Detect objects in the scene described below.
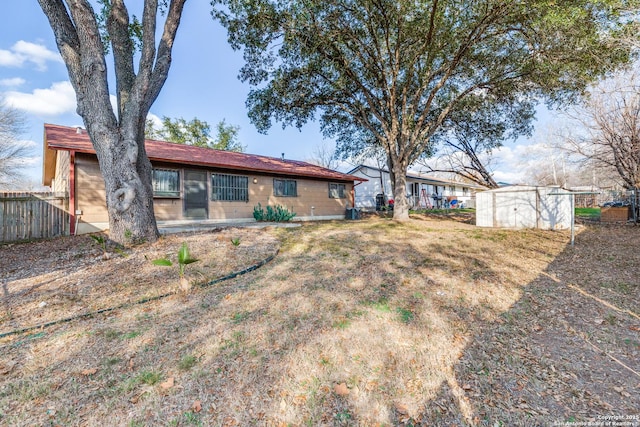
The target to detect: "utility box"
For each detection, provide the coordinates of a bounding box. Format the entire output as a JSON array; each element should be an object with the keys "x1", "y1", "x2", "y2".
[{"x1": 346, "y1": 208, "x2": 361, "y2": 220}]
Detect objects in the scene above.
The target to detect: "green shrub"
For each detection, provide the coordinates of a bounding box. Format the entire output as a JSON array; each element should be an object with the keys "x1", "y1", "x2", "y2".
[{"x1": 253, "y1": 203, "x2": 296, "y2": 222}]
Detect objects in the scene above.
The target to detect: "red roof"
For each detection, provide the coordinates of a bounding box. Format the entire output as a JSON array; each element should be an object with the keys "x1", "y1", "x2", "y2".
[{"x1": 44, "y1": 123, "x2": 365, "y2": 183}]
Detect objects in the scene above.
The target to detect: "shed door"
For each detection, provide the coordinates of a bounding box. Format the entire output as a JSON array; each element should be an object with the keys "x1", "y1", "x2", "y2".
[{"x1": 184, "y1": 170, "x2": 208, "y2": 219}]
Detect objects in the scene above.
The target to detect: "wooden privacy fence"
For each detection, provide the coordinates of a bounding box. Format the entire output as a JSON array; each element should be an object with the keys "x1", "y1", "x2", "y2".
[{"x1": 0, "y1": 192, "x2": 70, "y2": 243}]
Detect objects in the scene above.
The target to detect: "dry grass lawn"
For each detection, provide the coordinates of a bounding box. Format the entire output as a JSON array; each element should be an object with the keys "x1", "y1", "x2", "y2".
[{"x1": 0, "y1": 215, "x2": 638, "y2": 426}]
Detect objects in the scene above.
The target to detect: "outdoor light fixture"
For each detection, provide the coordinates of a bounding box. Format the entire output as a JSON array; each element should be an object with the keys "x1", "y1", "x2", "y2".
[{"x1": 253, "y1": 178, "x2": 258, "y2": 184}]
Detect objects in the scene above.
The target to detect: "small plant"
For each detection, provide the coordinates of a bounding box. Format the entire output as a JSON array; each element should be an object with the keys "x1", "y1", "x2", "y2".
[
  {"x1": 333, "y1": 318, "x2": 351, "y2": 329},
  {"x1": 253, "y1": 203, "x2": 296, "y2": 222},
  {"x1": 231, "y1": 237, "x2": 241, "y2": 246},
  {"x1": 253, "y1": 203, "x2": 266, "y2": 221},
  {"x1": 90, "y1": 234, "x2": 110, "y2": 259},
  {"x1": 178, "y1": 354, "x2": 198, "y2": 371},
  {"x1": 231, "y1": 311, "x2": 250, "y2": 324},
  {"x1": 396, "y1": 307, "x2": 415, "y2": 324},
  {"x1": 137, "y1": 370, "x2": 162, "y2": 386},
  {"x1": 123, "y1": 330, "x2": 141, "y2": 340},
  {"x1": 183, "y1": 411, "x2": 203, "y2": 426},
  {"x1": 153, "y1": 242, "x2": 199, "y2": 292},
  {"x1": 363, "y1": 296, "x2": 391, "y2": 312},
  {"x1": 335, "y1": 410, "x2": 352, "y2": 422}
]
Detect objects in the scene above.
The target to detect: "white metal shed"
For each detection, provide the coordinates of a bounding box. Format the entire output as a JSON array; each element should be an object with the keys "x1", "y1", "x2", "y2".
[{"x1": 476, "y1": 185, "x2": 573, "y2": 229}]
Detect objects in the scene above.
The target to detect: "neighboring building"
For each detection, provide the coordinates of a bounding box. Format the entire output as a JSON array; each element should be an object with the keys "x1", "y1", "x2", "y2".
[
  {"x1": 347, "y1": 165, "x2": 481, "y2": 210},
  {"x1": 476, "y1": 185, "x2": 573, "y2": 229},
  {"x1": 43, "y1": 124, "x2": 365, "y2": 234}
]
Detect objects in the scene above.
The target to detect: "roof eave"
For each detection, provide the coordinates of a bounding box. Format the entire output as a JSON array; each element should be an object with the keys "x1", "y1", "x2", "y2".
[{"x1": 47, "y1": 143, "x2": 366, "y2": 183}]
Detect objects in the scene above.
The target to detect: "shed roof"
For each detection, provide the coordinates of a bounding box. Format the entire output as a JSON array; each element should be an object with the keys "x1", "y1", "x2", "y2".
[
  {"x1": 43, "y1": 124, "x2": 365, "y2": 185},
  {"x1": 478, "y1": 185, "x2": 565, "y2": 193}
]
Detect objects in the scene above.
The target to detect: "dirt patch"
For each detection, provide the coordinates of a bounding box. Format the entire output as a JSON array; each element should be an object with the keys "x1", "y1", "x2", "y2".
[
  {"x1": 0, "y1": 217, "x2": 638, "y2": 426},
  {"x1": 0, "y1": 228, "x2": 279, "y2": 337}
]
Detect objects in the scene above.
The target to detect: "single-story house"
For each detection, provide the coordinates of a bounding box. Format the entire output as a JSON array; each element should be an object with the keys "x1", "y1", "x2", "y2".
[
  {"x1": 347, "y1": 164, "x2": 482, "y2": 210},
  {"x1": 43, "y1": 124, "x2": 366, "y2": 234},
  {"x1": 476, "y1": 185, "x2": 573, "y2": 229}
]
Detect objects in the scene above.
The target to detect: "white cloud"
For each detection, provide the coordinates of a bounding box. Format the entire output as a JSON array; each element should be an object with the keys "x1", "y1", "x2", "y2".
[
  {"x1": 492, "y1": 169, "x2": 525, "y2": 184},
  {"x1": 0, "y1": 77, "x2": 26, "y2": 87},
  {"x1": 0, "y1": 49, "x2": 23, "y2": 68},
  {"x1": 4, "y1": 81, "x2": 77, "y2": 116},
  {"x1": 483, "y1": 145, "x2": 532, "y2": 184},
  {"x1": 0, "y1": 41, "x2": 62, "y2": 71},
  {"x1": 146, "y1": 112, "x2": 163, "y2": 128}
]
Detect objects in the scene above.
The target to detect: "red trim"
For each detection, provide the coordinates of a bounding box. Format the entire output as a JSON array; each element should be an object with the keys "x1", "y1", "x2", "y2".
[{"x1": 69, "y1": 151, "x2": 76, "y2": 235}]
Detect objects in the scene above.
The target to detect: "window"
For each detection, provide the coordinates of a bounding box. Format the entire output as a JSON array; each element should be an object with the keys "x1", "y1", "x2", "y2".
[
  {"x1": 463, "y1": 187, "x2": 469, "y2": 196},
  {"x1": 449, "y1": 185, "x2": 456, "y2": 194},
  {"x1": 329, "y1": 183, "x2": 346, "y2": 199},
  {"x1": 212, "y1": 173, "x2": 249, "y2": 202},
  {"x1": 274, "y1": 179, "x2": 297, "y2": 197},
  {"x1": 152, "y1": 169, "x2": 180, "y2": 198}
]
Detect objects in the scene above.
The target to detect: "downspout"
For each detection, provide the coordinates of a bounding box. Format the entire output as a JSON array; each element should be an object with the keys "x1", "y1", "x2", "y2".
[
  {"x1": 352, "y1": 180, "x2": 364, "y2": 208},
  {"x1": 69, "y1": 150, "x2": 77, "y2": 235}
]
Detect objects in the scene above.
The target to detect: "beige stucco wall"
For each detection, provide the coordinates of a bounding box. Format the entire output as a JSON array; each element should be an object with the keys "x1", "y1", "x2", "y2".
[{"x1": 71, "y1": 155, "x2": 353, "y2": 232}]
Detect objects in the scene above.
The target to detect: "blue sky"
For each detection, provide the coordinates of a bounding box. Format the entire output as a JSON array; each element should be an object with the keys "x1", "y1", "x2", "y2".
[
  {"x1": 1, "y1": 1, "x2": 337, "y2": 186},
  {"x1": 1, "y1": 1, "x2": 548, "y2": 187}
]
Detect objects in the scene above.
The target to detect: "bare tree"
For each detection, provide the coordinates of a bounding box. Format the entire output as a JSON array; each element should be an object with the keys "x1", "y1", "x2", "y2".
[
  {"x1": 563, "y1": 72, "x2": 640, "y2": 218},
  {"x1": 0, "y1": 100, "x2": 30, "y2": 189},
  {"x1": 417, "y1": 134, "x2": 499, "y2": 188},
  {"x1": 306, "y1": 141, "x2": 339, "y2": 170}
]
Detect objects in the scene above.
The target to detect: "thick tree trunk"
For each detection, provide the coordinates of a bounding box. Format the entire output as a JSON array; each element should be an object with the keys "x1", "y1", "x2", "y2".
[
  {"x1": 391, "y1": 170, "x2": 410, "y2": 220},
  {"x1": 87, "y1": 121, "x2": 159, "y2": 244},
  {"x1": 38, "y1": 0, "x2": 187, "y2": 245},
  {"x1": 387, "y1": 154, "x2": 410, "y2": 221}
]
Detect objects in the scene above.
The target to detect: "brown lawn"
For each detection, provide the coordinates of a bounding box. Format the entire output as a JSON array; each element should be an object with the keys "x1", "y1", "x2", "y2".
[{"x1": 0, "y1": 215, "x2": 638, "y2": 426}]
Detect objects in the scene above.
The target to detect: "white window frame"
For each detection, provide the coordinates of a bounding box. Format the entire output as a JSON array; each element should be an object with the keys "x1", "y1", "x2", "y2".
[{"x1": 152, "y1": 168, "x2": 180, "y2": 198}]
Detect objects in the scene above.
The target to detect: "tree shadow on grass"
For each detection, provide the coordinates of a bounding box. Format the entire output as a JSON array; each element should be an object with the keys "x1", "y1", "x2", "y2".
[
  {"x1": 415, "y1": 224, "x2": 640, "y2": 426},
  {"x1": 4, "y1": 220, "x2": 637, "y2": 425}
]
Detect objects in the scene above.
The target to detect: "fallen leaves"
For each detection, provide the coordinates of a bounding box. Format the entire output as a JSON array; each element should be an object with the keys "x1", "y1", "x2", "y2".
[
  {"x1": 394, "y1": 402, "x2": 409, "y2": 414},
  {"x1": 81, "y1": 368, "x2": 98, "y2": 376},
  {"x1": 129, "y1": 390, "x2": 148, "y2": 404},
  {"x1": 333, "y1": 382, "x2": 349, "y2": 396},
  {"x1": 293, "y1": 395, "x2": 307, "y2": 405},
  {"x1": 192, "y1": 400, "x2": 202, "y2": 413},
  {"x1": 0, "y1": 361, "x2": 16, "y2": 375},
  {"x1": 159, "y1": 376, "x2": 174, "y2": 390},
  {"x1": 613, "y1": 386, "x2": 631, "y2": 398}
]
